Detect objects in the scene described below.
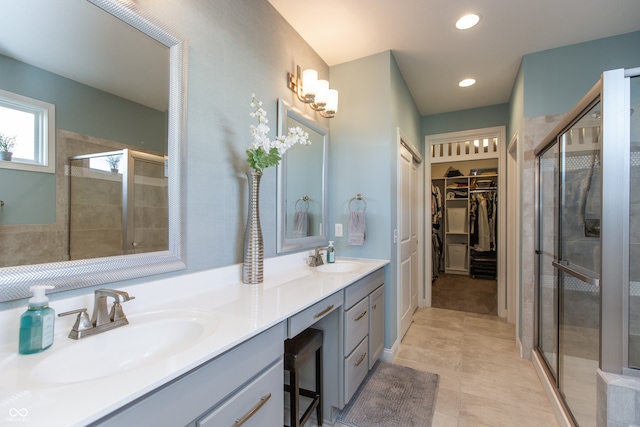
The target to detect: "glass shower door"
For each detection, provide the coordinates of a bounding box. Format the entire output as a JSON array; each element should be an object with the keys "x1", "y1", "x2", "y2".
[
  {"x1": 128, "y1": 152, "x2": 168, "y2": 254},
  {"x1": 629, "y1": 75, "x2": 640, "y2": 369},
  {"x1": 536, "y1": 101, "x2": 602, "y2": 427},
  {"x1": 557, "y1": 104, "x2": 601, "y2": 427},
  {"x1": 538, "y1": 144, "x2": 559, "y2": 378}
]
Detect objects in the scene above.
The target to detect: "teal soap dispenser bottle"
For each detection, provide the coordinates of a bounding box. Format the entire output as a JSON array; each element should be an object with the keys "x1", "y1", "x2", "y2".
[
  {"x1": 19, "y1": 285, "x2": 55, "y2": 355},
  {"x1": 327, "y1": 241, "x2": 336, "y2": 263}
]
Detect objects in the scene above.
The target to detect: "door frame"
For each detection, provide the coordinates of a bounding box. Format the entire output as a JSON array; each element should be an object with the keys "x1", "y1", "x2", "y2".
[
  {"x1": 396, "y1": 128, "x2": 424, "y2": 341},
  {"x1": 507, "y1": 133, "x2": 520, "y2": 327},
  {"x1": 423, "y1": 126, "x2": 509, "y2": 320}
]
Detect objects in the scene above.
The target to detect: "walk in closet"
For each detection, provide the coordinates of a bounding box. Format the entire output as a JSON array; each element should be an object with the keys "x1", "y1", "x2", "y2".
[
  {"x1": 426, "y1": 126, "x2": 507, "y2": 318},
  {"x1": 431, "y1": 161, "x2": 498, "y2": 279}
]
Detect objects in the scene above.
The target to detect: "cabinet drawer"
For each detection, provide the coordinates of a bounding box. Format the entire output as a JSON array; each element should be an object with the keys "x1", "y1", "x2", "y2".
[
  {"x1": 197, "y1": 359, "x2": 283, "y2": 427},
  {"x1": 288, "y1": 291, "x2": 342, "y2": 338},
  {"x1": 344, "y1": 297, "x2": 369, "y2": 356},
  {"x1": 344, "y1": 268, "x2": 384, "y2": 310},
  {"x1": 344, "y1": 336, "x2": 369, "y2": 403}
]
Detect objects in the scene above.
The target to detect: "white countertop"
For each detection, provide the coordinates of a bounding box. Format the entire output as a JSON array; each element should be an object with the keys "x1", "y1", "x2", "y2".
[{"x1": 0, "y1": 254, "x2": 388, "y2": 426}]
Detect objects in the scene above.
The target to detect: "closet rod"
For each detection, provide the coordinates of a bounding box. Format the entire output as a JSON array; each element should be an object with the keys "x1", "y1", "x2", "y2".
[{"x1": 470, "y1": 188, "x2": 497, "y2": 193}]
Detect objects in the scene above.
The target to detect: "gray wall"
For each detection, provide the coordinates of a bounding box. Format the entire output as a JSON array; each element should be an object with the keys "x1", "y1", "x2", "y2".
[
  {"x1": 422, "y1": 103, "x2": 509, "y2": 136},
  {"x1": 522, "y1": 31, "x2": 640, "y2": 118},
  {"x1": 329, "y1": 50, "x2": 421, "y2": 348}
]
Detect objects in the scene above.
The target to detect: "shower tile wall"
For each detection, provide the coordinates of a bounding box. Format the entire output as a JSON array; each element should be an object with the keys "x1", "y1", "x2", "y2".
[
  {"x1": 69, "y1": 162, "x2": 123, "y2": 260},
  {"x1": 132, "y1": 160, "x2": 168, "y2": 254},
  {"x1": 0, "y1": 226, "x2": 65, "y2": 267}
]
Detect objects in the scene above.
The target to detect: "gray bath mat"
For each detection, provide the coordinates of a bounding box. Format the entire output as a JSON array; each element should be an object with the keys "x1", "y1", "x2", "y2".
[{"x1": 337, "y1": 361, "x2": 439, "y2": 426}]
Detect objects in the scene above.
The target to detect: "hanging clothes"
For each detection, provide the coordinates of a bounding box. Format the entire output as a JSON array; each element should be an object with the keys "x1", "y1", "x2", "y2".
[
  {"x1": 431, "y1": 181, "x2": 444, "y2": 276},
  {"x1": 470, "y1": 190, "x2": 497, "y2": 252},
  {"x1": 431, "y1": 183, "x2": 443, "y2": 225},
  {"x1": 477, "y1": 195, "x2": 491, "y2": 251}
]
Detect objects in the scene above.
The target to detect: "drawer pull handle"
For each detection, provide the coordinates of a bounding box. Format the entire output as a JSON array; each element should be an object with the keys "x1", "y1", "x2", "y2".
[
  {"x1": 232, "y1": 393, "x2": 272, "y2": 427},
  {"x1": 355, "y1": 352, "x2": 367, "y2": 367},
  {"x1": 314, "y1": 304, "x2": 335, "y2": 319},
  {"x1": 354, "y1": 310, "x2": 368, "y2": 321}
]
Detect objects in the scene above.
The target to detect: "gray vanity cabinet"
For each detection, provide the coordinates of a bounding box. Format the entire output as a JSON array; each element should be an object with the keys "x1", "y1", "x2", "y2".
[
  {"x1": 342, "y1": 268, "x2": 385, "y2": 403},
  {"x1": 91, "y1": 322, "x2": 285, "y2": 427},
  {"x1": 369, "y1": 283, "x2": 385, "y2": 368}
]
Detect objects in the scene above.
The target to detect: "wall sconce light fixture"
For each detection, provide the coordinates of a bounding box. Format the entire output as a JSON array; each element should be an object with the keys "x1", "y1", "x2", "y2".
[{"x1": 288, "y1": 65, "x2": 338, "y2": 118}]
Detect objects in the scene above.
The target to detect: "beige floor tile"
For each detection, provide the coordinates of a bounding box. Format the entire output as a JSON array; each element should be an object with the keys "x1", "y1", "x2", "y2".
[
  {"x1": 405, "y1": 321, "x2": 465, "y2": 343},
  {"x1": 432, "y1": 410, "x2": 459, "y2": 427},
  {"x1": 396, "y1": 342, "x2": 463, "y2": 372},
  {"x1": 402, "y1": 328, "x2": 464, "y2": 355},
  {"x1": 462, "y1": 357, "x2": 541, "y2": 389},
  {"x1": 461, "y1": 371, "x2": 555, "y2": 412},
  {"x1": 462, "y1": 334, "x2": 526, "y2": 368},
  {"x1": 434, "y1": 386, "x2": 461, "y2": 417},
  {"x1": 393, "y1": 307, "x2": 562, "y2": 427},
  {"x1": 460, "y1": 393, "x2": 559, "y2": 427},
  {"x1": 412, "y1": 309, "x2": 466, "y2": 331},
  {"x1": 462, "y1": 315, "x2": 516, "y2": 340}
]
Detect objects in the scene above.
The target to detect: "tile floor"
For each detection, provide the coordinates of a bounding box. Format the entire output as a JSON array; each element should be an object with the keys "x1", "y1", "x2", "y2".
[
  {"x1": 314, "y1": 306, "x2": 559, "y2": 426},
  {"x1": 393, "y1": 307, "x2": 559, "y2": 427}
]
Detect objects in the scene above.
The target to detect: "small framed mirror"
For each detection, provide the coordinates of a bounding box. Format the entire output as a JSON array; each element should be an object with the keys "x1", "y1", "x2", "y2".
[{"x1": 276, "y1": 99, "x2": 328, "y2": 253}]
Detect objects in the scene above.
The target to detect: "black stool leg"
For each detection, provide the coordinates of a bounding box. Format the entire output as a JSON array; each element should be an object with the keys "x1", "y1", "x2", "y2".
[
  {"x1": 315, "y1": 347, "x2": 323, "y2": 426},
  {"x1": 290, "y1": 370, "x2": 299, "y2": 427}
]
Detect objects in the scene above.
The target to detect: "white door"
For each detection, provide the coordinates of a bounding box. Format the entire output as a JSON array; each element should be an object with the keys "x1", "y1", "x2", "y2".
[{"x1": 399, "y1": 144, "x2": 418, "y2": 338}]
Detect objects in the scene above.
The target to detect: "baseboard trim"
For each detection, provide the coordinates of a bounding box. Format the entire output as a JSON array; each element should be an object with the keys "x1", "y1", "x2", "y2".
[{"x1": 381, "y1": 340, "x2": 399, "y2": 362}]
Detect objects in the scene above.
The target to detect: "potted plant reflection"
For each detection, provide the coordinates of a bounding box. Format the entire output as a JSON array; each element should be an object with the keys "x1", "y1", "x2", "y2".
[
  {"x1": 106, "y1": 154, "x2": 121, "y2": 173},
  {"x1": 0, "y1": 132, "x2": 17, "y2": 161}
]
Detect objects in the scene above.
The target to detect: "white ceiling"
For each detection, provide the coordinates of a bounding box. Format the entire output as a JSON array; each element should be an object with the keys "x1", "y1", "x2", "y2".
[{"x1": 268, "y1": 0, "x2": 640, "y2": 115}]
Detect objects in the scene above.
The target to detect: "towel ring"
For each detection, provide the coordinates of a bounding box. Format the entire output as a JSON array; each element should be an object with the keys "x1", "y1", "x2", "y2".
[
  {"x1": 349, "y1": 194, "x2": 366, "y2": 212},
  {"x1": 295, "y1": 195, "x2": 310, "y2": 212}
]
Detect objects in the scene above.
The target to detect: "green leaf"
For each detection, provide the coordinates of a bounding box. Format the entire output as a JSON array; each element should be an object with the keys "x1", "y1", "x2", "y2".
[{"x1": 246, "y1": 147, "x2": 281, "y2": 173}]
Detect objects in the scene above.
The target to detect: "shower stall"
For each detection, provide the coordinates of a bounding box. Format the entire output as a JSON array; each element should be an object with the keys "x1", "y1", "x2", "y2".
[
  {"x1": 534, "y1": 67, "x2": 640, "y2": 426},
  {"x1": 68, "y1": 149, "x2": 168, "y2": 260}
]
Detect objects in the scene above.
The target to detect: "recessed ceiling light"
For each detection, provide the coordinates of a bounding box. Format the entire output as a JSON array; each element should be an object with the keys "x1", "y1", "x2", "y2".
[
  {"x1": 459, "y1": 78, "x2": 476, "y2": 87},
  {"x1": 456, "y1": 14, "x2": 480, "y2": 30}
]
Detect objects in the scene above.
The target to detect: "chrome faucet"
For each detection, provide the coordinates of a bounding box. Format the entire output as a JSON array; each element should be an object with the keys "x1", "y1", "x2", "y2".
[
  {"x1": 308, "y1": 246, "x2": 329, "y2": 267},
  {"x1": 59, "y1": 289, "x2": 135, "y2": 339},
  {"x1": 92, "y1": 289, "x2": 134, "y2": 326}
]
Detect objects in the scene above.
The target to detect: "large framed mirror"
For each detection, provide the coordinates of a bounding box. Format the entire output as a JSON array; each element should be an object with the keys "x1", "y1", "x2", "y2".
[
  {"x1": 276, "y1": 99, "x2": 328, "y2": 253},
  {"x1": 0, "y1": 0, "x2": 187, "y2": 302}
]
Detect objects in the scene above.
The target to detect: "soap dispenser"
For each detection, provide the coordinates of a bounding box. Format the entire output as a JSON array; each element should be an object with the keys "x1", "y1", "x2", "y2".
[
  {"x1": 327, "y1": 241, "x2": 336, "y2": 263},
  {"x1": 19, "y1": 285, "x2": 55, "y2": 355}
]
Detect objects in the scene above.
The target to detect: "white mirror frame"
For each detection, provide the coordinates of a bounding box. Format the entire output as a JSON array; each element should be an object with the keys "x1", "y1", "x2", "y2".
[
  {"x1": 0, "y1": 0, "x2": 187, "y2": 302},
  {"x1": 276, "y1": 99, "x2": 328, "y2": 254}
]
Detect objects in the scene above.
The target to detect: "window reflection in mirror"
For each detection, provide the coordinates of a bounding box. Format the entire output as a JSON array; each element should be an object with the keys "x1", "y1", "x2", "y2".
[{"x1": 277, "y1": 99, "x2": 328, "y2": 253}]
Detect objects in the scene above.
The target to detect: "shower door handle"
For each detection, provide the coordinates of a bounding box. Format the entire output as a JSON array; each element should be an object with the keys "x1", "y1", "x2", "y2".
[{"x1": 552, "y1": 261, "x2": 600, "y2": 287}]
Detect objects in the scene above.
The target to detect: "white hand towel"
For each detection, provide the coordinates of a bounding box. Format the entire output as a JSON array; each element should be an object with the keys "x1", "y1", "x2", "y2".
[
  {"x1": 348, "y1": 210, "x2": 367, "y2": 245},
  {"x1": 292, "y1": 210, "x2": 308, "y2": 238}
]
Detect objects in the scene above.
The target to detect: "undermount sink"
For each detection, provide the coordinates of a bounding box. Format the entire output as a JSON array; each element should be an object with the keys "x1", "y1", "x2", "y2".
[
  {"x1": 31, "y1": 308, "x2": 218, "y2": 385},
  {"x1": 316, "y1": 260, "x2": 362, "y2": 274}
]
